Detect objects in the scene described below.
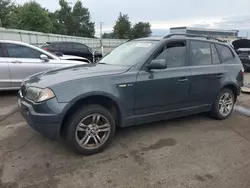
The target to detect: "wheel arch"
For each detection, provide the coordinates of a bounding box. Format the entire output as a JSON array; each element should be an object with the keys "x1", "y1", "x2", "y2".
[
  {"x1": 221, "y1": 83, "x2": 240, "y2": 102},
  {"x1": 60, "y1": 92, "x2": 124, "y2": 137}
]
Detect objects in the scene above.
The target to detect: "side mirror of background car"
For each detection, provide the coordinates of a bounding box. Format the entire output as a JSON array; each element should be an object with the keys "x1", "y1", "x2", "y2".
[
  {"x1": 40, "y1": 54, "x2": 49, "y2": 62},
  {"x1": 147, "y1": 59, "x2": 167, "y2": 70}
]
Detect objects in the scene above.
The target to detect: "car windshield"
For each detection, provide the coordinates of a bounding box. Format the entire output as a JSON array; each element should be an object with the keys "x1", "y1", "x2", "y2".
[{"x1": 99, "y1": 40, "x2": 158, "y2": 66}]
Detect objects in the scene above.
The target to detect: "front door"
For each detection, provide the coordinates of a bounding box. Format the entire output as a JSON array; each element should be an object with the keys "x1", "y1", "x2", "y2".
[
  {"x1": 3, "y1": 43, "x2": 54, "y2": 88},
  {"x1": 135, "y1": 40, "x2": 191, "y2": 122}
]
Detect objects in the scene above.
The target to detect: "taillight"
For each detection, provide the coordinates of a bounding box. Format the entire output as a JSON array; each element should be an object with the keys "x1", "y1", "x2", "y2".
[{"x1": 44, "y1": 48, "x2": 48, "y2": 51}]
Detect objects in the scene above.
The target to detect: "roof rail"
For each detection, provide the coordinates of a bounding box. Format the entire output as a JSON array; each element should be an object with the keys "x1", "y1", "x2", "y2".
[{"x1": 163, "y1": 33, "x2": 223, "y2": 42}]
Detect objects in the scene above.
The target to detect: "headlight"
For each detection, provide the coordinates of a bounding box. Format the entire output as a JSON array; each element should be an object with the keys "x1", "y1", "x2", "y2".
[{"x1": 26, "y1": 87, "x2": 55, "y2": 102}]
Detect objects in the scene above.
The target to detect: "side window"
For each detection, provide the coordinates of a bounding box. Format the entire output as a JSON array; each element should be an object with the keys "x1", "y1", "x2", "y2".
[
  {"x1": 53, "y1": 43, "x2": 60, "y2": 49},
  {"x1": 215, "y1": 44, "x2": 234, "y2": 62},
  {"x1": 67, "y1": 43, "x2": 74, "y2": 49},
  {"x1": 211, "y1": 44, "x2": 220, "y2": 64},
  {"x1": 190, "y1": 41, "x2": 212, "y2": 66},
  {"x1": 73, "y1": 43, "x2": 88, "y2": 52},
  {"x1": 4, "y1": 43, "x2": 42, "y2": 58},
  {"x1": 153, "y1": 41, "x2": 186, "y2": 68},
  {"x1": 60, "y1": 43, "x2": 68, "y2": 49}
]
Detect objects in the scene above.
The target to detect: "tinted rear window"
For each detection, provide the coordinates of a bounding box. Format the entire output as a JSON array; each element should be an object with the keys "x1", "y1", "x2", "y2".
[{"x1": 215, "y1": 44, "x2": 234, "y2": 62}]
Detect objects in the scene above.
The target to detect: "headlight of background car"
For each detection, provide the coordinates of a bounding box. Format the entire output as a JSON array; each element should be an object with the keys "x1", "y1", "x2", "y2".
[{"x1": 26, "y1": 87, "x2": 55, "y2": 102}]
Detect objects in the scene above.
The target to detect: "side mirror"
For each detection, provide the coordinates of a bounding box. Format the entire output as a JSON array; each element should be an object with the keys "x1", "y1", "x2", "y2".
[
  {"x1": 147, "y1": 59, "x2": 167, "y2": 70},
  {"x1": 40, "y1": 54, "x2": 49, "y2": 62}
]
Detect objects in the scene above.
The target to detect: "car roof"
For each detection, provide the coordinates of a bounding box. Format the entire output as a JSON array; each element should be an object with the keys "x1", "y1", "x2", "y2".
[
  {"x1": 46, "y1": 41, "x2": 84, "y2": 44},
  {"x1": 0, "y1": 40, "x2": 34, "y2": 45},
  {"x1": 133, "y1": 34, "x2": 228, "y2": 46}
]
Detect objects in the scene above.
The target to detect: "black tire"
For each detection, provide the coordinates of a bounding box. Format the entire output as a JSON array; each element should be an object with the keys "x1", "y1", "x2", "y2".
[
  {"x1": 64, "y1": 104, "x2": 116, "y2": 155},
  {"x1": 210, "y1": 88, "x2": 235, "y2": 120}
]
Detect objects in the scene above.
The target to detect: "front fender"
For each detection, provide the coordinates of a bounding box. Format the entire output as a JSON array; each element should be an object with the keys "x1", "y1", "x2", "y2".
[{"x1": 60, "y1": 91, "x2": 126, "y2": 124}]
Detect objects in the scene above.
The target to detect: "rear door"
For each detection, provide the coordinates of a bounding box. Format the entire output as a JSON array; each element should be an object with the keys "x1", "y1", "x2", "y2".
[
  {"x1": 214, "y1": 43, "x2": 242, "y2": 88},
  {"x1": 0, "y1": 43, "x2": 11, "y2": 89},
  {"x1": 3, "y1": 43, "x2": 54, "y2": 88},
  {"x1": 188, "y1": 40, "x2": 221, "y2": 106}
]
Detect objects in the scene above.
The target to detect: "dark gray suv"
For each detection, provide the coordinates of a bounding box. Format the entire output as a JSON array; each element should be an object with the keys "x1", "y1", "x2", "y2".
[{"x1": 18, "y1": 34, "x2": 244, "y2": 155}]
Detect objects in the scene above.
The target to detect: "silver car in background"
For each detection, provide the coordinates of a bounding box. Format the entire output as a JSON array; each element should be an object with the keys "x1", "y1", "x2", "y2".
[{"x1": 0, "y1": 40, "x2": 90, "y2": 91}]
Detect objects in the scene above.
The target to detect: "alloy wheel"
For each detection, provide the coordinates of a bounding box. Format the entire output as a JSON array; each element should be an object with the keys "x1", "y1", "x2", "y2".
[
  {"x1": 218, "y1": 93, "x2": 234, "y2": 117},
  {"x1": 75, "y1": 114, "x2": 111, "y2": 149}
]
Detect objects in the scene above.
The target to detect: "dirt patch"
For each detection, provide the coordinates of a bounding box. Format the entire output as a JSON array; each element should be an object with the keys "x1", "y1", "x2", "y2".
[
  {"x1": 0, "y1": 91, "x2": 18, "y2": 109},
  {"x1": 0, "y1": 112, "x2": 23, "y2": 127},
  {"x1": 141, "y1": 138, "x2": 177, "y2": 152},
  {"x1": 237, "y1": 93, "x2": 250, "y2": 108}
]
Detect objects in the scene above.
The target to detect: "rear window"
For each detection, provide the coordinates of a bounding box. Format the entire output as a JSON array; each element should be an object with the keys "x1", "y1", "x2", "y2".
[{"x1": 215, "y1": 44, "x2": 234, "y2": 62}]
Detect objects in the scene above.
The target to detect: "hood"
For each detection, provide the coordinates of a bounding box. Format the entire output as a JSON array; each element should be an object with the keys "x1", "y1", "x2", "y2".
[
  {"x1": 232, "y1": 39, "x2": 250, "y2": 50},
  {"x1": 24, "y1": 63, "x2": 130, "y2": 88}
]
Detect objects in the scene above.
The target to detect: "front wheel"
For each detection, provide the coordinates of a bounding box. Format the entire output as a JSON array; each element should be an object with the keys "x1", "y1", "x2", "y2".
[
  {"x1": 64, "y1": 105, "x2": 116, "y2": 155},
  {"x1": 210, "y1": 88, "x2": 235, "y2": 120}
]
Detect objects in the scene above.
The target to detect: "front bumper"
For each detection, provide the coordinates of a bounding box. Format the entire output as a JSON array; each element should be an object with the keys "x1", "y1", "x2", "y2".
[{"x1": 18, "y1": 91, "x2": 65, "y2": 140}]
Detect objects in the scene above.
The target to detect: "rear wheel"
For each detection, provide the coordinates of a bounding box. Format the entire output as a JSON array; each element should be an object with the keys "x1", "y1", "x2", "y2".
[
  {"x1": 210, "y1": 88, "x2": 235, "y2": 120},
  {"x1": 64, "y1": 105, "x2": 116, "y2": 155}
]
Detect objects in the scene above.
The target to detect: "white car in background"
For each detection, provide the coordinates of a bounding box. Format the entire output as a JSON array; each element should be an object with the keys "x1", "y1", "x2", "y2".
[{"x1": 0, "y1": 40, "x2": 90, "y2": 91}]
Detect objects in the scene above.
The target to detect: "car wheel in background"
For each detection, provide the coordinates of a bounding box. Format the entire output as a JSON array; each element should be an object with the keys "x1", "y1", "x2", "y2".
[
  {"x1": 210, "y1": 88, "x2": 235, "y2": 120},
  {"x1": 64, "y1": 105, "x2": 116, "y2": 155}
]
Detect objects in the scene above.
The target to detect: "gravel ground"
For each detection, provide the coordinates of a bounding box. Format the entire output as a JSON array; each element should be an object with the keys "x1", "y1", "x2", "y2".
[
  {"x1": 1, "y1": 113, "x2": 250, "y2": 188},
  {"x1": 0, "y1": 73, "x2": 250, "y2": 188},
  {"x1": 237, "y1": 72, "x2": 250, "y2": 108}
]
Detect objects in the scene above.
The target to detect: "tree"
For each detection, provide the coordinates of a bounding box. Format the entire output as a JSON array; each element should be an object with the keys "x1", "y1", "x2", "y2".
[
  {"x1": 56, "y1": 0, "x2": 73, "y2": 35},
  {"x1": 0, "y1": 0, "x2": 13, "y2": 27},
  {"x1": 4, "y1": 4, "x2": 22, "y2": 29},
  {"x1": 17, "y1": 1, "x2": 53, "y2": 33},
  {"x1": 72, "y1": 0, "x2": 95, "y2": 37},
  {"x1": 113, "y1": 12, "x2": 131, "y2": 39},
  {"x1": 131, "y1": 22, "x2": 152, "y2": 39},
  {"x1": 48, "y1": 12, "x2": 65, "y2": 34}
]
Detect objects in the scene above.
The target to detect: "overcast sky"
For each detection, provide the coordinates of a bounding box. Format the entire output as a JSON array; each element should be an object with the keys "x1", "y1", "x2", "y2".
[{"x1": 15, "y1": 0, "x2": 250, "y2": 37}]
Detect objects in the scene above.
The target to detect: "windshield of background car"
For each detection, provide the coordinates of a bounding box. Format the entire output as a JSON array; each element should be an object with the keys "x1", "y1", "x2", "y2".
[{"x1": 99, "y1": 40, "x2": 158, "y2": 66}]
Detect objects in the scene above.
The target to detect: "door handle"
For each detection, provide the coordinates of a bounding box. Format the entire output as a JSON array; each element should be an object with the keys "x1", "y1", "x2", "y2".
[
  {"x1": 178, "y1": 77, "x2": 188, "y2": 82},
  {"x1": 11, "y1": 61, "x2": 22, "y2": 64},
  {"x1": 216, "y1": 74, "x2": 223, "y2": 78}
]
